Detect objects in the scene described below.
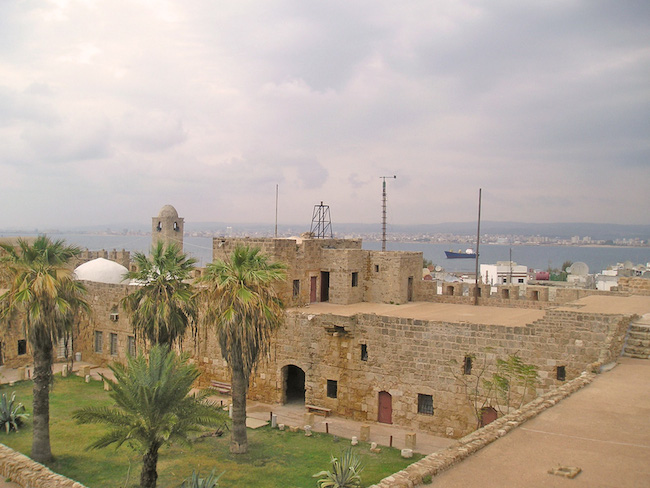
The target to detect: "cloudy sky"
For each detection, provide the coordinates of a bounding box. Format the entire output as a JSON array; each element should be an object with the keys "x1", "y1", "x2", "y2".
[{"x1": 1, "y1": 0, "x2": 649, "y2": 229}]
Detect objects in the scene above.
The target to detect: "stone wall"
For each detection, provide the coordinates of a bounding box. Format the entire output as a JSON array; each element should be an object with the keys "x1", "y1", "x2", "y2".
[
  {"x1": 75, "y1": 281, "x2": 143, "y2": 366},
  {"x1": 618, "y1": 277, "x2": 650, "y2": 296},
  {"x1": 367, "y1": 371, "x2": 596, "y2": 488},
  {"x1": 211, "y1": 237, "x2": 423, "y2": 306},
  {"x1": 0, "y1": 443, "x2": 87, "y2": 488},
  {"x1": 194, "y1": 306, "x2": 630, "y2": 438}
]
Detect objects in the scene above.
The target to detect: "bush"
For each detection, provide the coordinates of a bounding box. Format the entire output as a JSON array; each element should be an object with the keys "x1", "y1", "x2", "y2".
[
  {"x1": 0, "y1": 392, "x2": 29, "y2": 433},
  {"x1": 180, "y1": 469, "x2": 223, "y2": 488},
  {"x1": 313, "y1": 448, "x2": 363, "y2": 488}
]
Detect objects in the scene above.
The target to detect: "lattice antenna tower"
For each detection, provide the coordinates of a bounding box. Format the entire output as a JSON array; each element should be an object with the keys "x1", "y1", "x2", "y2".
[
  {"x1": 380, "y1": 175, "x2": 396, "y2": 251},
  {"x1": 310, "y1": 201, "x2": 333, "y2": 238}
]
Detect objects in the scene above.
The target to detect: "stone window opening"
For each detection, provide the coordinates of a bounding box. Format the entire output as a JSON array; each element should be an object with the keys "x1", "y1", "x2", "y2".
[
  {"x1": 327, "y1": 380, "x2": 338, "y2": 399},
  {"x1": 156, "y1": 221, "x2": 162, "y2": 232},
  {"x1": 293, "y1": 279, "x2": 300, "y2": 297},
  {"x1": 127, "y1": 336, "x2": 136, "y2": 357},
  {"x1": 557, "y1": 366, "x2": 566, "y2": 381},
  {"x1": 17, "y1": 339, "x2": 27, "y2": 356},
  {"x1": 110, "y1": 333, "x2": 118, "y2": 356},
  {"x1": 531, "y1": 290, "x2": 539, "y2": 301},
  {"x1": 361, "y1": 344, "x2": 368, "y2": 361},
  {"x1": 173, "y1": 221, "x2": 178, "y2": 231},
  {"x1": 463, "y1": 356, "x2": 473, "y2": 375},
  {"x1": 502, "y1": 289, "x2": 510, "y2": 299},
  {"x1": 351, "y1": 272, "x2": 359, "y2": 287},
  {"x1": 374, "y1": 265, "x2": 379, "y2": 273},
  {"x1": 417, "y1": 394, "x2": 434, "y2": 415},
  {"x1": 110, "y1": 305, "x2": 119, "y2": 322},
  {"x1": 94, "y1": 331, "x2": 103, "y2": 353}
]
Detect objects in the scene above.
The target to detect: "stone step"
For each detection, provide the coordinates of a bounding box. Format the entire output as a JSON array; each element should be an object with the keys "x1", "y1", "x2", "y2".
[
  {"x1": 627, "y1": 338, "x2": 650, "y2": 347},
  {"x1": 623, "y1": 345, "x2": 650, "y2": 356},
  {"x1": 629, "y1": 325, "x2": 650, "y2": 334},
  {"x1": 622, "y1": 351, "x2": 650, "y2": 359}
]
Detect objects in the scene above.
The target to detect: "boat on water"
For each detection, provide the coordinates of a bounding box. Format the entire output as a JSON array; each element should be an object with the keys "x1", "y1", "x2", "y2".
[{"x1": 445, "y1": 248, "x2": 477, "y2": 259}]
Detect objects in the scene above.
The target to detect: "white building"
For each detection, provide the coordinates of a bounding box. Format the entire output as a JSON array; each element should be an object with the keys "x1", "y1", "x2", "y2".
[{"x1": 480, "y1": 261, "x2": 529, "y2": 287}]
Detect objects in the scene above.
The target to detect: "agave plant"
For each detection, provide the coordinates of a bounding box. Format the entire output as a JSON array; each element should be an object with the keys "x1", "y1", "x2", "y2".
[
  {"x1": 0, "y1": 391, "x2": 29, "y2": 433},
  {"x1": 180, "y1": 468, "x2": 223, "y2": 488},
  {"x1": 313, "y1": 448, "x2": 363, "y2": 488}
]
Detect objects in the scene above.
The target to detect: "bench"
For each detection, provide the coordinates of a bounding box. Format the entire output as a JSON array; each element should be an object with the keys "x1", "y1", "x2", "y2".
[
  {"x1": 209, "y1": 380, "x2": 232, "y2": 395},
  {"x1": 305, "y1": 404, "x2": 332, "y2": 417}
]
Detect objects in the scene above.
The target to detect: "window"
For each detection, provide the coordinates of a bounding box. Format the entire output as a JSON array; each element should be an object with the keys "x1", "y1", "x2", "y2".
[
  {"x1": 360, "y1": 344, "x2": 368, "y2": 362},
  {"x1": 351, "y1": 272, "x2": 359, "y2": 287},
  {"x1": 374, "y1": 265, "x2": 379, "y2": 272},
  {"x1": 94, "y1": 331, "x2": 103, "y2": 353},
  {"x1": 518, "y1": 278, "x2": 524, "y2": 284},
  {"x1": 463, "y1": 356, "x2": 473, "y2": 375},
  {"x1": 293, "y1": 279, "x2": 300, "y2": 297},
  {"x1": 557, "y1": 366, "x2": 566, "y2": 381},
  {"x1": 17, "y1": 339, "x2": 27, "y2": 356},
  {"x1": 327, "y1": 380, "x2": 338, "y2": 399},
  {"x1": 127, "y1": 336, "x2": 136, "y2": 357},
  {"x1": 418, "y1": 394, "x2": 434, "y2": 415},
  {"x1": 110, "y1": 333, "x2": 118, "y2": 356}
]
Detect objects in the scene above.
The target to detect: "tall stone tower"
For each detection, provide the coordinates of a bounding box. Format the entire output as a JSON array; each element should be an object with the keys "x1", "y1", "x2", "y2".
[{"x1": 152, "y1": 204, "x2": 184, "y2": 250}]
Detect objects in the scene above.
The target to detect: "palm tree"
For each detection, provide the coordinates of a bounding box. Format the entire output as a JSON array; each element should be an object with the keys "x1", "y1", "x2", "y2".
[
  {"x1": 121, "y1": 241, "x2": 197, "y2": 348},
  {"x1": 0, "y1": 236, "x2": 88, "y2": 462},
  {"x1": 198, "y1": 245, "x2": 286, "y2": 454},
  {"x1": 73, "y1": 345, "x2": 228, "y2": 488}
]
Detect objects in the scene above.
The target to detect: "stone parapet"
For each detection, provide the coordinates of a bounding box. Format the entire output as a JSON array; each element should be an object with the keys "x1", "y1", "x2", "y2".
[
  {"x1": 367, "y1": 371, "x2": 595, "y2": 488},
  {"x1": 0, "y1": 443, "x2": 88, "y2": 488}
]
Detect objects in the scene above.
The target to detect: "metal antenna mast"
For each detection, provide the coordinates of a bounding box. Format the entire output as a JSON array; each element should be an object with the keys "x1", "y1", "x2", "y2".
[
  {"x1": 310, "y1": 201, "x2": 333, "y2": 238},
  {"x1": 380, "y1": 175, "x2": 396, "y2": 251}
]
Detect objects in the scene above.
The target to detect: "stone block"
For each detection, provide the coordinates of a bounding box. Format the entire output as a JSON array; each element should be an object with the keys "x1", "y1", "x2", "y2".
[
  {"x1": 405, "y1": 432, "x2": 416, "y2": 449},
  {"x1": 351, "y1": 436, "x2": 358, "y2": 446},
  {"x1": 304, "y1": 412, "x2": 315, "y2": 426},
  {"x1": 401, "y1": 448, "x2": 413, "y2": 458},
  {"x1": 360, "y1": 424, "x2": 370, "y2": 442},
  {"x1": 85, "y1": 375, "x2": 91, "y2": 383},
  {"x1": 80, "y1": 365, "x2": 91, "y2": 377},
  {"x1": 61, "y1": 365, "x2": 69, "y2": 377}
]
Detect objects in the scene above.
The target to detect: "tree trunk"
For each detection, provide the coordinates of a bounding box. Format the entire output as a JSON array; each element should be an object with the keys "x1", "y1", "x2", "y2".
[
  {"x1": 230, "y1": 366, "x2": 249, "y2": 454},
  {"x1": 140, "y1": 443, "x2": 160, "y2": 488},
  {"x1": 31, "y1": 343, "x2": 53, "y2": 463}
]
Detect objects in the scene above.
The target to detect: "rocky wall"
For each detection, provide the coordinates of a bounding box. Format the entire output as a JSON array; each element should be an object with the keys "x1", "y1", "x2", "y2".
[
  {"x1": 618, "y1": 277, "x2": 650, "y2": 296},
  {"x1": 0, "y1": 443, "x2": 88, "y2": 488}
]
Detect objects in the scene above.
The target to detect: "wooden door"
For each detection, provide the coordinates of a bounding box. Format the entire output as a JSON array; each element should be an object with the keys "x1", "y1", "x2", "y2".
[
  {"x1": 480, "y1": 407, "x2": 498, "y2": 427},
  {"x1": 378, "y1": 391, "x2": 392, "y2": 424},
  {"x1": 310, "y1": 276, "x2": 317, "y2": 302}
]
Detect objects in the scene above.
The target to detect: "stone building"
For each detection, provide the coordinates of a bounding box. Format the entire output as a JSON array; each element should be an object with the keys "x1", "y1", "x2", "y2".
[
  {"x1": 212, "y1": 236, "x2": 423, "y2": 307},
  {"x1": 2, "y1": 210, "x2": 649, "y2": 439}
]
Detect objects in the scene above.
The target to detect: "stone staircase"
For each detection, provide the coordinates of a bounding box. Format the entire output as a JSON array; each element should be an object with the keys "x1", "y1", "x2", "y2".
[{"x1": 623, "y1": 314, "x2": 650, "y2": 359}]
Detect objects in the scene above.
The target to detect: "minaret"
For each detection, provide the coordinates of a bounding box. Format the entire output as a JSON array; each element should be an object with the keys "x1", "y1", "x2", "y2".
[{"x1": 152, "y1": 205, "x2": 184, "y2": 250}]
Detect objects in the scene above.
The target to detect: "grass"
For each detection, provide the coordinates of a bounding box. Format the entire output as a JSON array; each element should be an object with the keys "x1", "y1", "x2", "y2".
[{"x1": 0, "y1": 376, "x2": 422, "y2": 487}]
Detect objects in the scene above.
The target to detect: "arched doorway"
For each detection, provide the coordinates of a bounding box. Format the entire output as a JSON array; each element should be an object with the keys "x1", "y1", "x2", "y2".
[
  {"x1": 378, "y1": 391, "x2": 392, "y2": 424},
  {"x1": 282, "y1": 365, "x2": 305, "y2": 404},
  {"x1": 480, "y1": 407, "x2": 498, "y2": 427}
]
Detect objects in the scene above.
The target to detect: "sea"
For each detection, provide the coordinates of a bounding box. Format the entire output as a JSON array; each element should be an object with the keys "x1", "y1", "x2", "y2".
[{"x1": 3, "y1": 233, "x2": 649, "y2": 274}]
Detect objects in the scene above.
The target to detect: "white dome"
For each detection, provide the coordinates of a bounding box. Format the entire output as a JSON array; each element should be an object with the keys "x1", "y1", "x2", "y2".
[{"x1": 74, "y1": 258, "x2": 129, "y2": 284}]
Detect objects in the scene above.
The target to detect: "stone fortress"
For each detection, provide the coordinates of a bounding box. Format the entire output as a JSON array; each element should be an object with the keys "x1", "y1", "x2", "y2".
[{"x1": 2, "y1": 204, "x2": 649, "y2": 439}]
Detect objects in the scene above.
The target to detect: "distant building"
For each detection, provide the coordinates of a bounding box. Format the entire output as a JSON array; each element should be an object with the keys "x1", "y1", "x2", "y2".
[{"x1": 480, "y1": 261, "x2": 528, "y2": 286}]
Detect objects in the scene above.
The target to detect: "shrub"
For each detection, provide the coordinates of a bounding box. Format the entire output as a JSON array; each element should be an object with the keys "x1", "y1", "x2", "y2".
[
  {"x1": 0, "y1": 392, "x2": 29, "y2": 433},
  {"x1": 313, "y1": 448, "x2": 363, "y2": 488},
  {"x1": 180, "y1": 469, "x2": 223, "y2": 488}
]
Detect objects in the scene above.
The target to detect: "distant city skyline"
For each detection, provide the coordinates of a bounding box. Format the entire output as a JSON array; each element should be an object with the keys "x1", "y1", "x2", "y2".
[{"x1": 1, "y1": 1, "x2": 649, "y2": 228}]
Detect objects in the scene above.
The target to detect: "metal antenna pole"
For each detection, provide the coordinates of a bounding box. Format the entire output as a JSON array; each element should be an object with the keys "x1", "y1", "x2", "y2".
[
  {"x1": 274, "y1": 184, "x2": 279, "y2": 238},
  {"x1": 474, "y1": 188, "x2": 482, "y2": 306},
  {"x1": 380, "y1": 175, "x2": 396, "y2": 251}
]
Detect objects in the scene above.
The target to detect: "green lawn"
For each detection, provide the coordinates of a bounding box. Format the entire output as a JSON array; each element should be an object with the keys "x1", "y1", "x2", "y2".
[{"x1": 0, "y1": 376, "x2": 421, "y2": 487}]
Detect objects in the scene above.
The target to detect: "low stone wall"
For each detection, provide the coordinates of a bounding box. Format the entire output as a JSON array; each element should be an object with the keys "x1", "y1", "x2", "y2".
[
  {"x1": 618, "y1": 277, "x2": 650, "y2": 296},
  {"x1": 0, "y1": 444, "x2": 88, "y2": 488},
  {"x1": 368, "y1": 371, "x2": 595, "y2": 488}
]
